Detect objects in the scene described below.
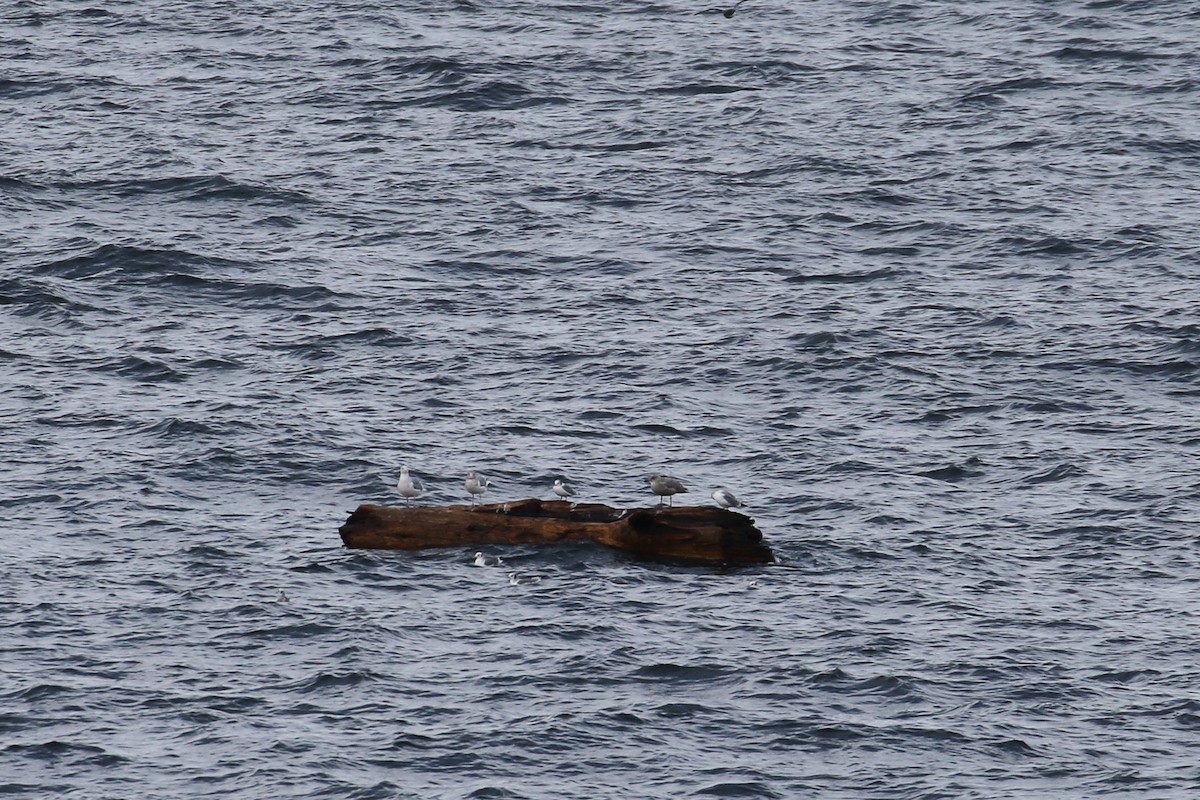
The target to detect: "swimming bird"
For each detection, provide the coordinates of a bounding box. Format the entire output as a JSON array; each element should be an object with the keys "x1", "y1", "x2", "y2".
[
  {"x1": 552, "y1": 478, "x2": 576, "y2": 500},
  {"x1": 696, "y1": 0, "x2": 748, "y2": 18},
  {"x1": 465, "y1": 470, "x2": 490, "y2": 505},
  {"x1": 711, "y1": 487, "x2": 745, "y2": 509},
  {"x1": 507, "y1": 571, "x2": 544, "y2": 585},
  {"x1": 649, "y1": 474, "x2": 688, "y2": 507},
  {"x1": 474, "y1": 551, "x2": 503, "y2": 567},
  {"x1": 396, "y1": 465, "x2": 424, "y2": 505}
]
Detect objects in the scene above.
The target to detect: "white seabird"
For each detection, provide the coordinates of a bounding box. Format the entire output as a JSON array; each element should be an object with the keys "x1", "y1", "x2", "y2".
[
  {"x1": 465, "y1": 470, "x2": 491, "y2": 505},
  {"x1": 474, "y1": 551, "x2": 503, "y2": 567},
  {"x1": 396, "y1": 465, "x2": 424, "y2": 504},
  {"x1": 710, "y1": 487, "x2": 745, "y2": 509},
  {"x1": 552, "y1": 478, "x2": 576, "y2": 499}
]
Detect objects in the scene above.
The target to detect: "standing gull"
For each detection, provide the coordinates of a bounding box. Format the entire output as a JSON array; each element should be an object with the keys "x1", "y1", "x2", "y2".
[
  {"x1": 552, "y1": 478, "x2": 577, "y2": 500},
  {"x1": 465, "y1": 470, "x2": 491, "y2": 505},
  {"x1": 649, "y1": 475, "x2": 689, "y2": 507},
  {"x1": 711, "y1": 487, "x2": 746, "y2": 509},
  {"x1": 396, "y1": 465, "x2": 424, "y2": 505}
]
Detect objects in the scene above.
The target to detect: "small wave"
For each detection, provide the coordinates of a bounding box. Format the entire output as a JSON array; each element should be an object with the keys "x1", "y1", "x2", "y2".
[
  {"x1": 288, "y1": 561, "x2": 335, "y2": 573},
  {"x1": 1046, "y1": 523, "x2": 1126, "y2": 547},
  {"x1": 64, "y1": 174, "x2": 312, "y2": 205},
  {"x1": 31, "y1": 245, "x2": 346, "y2": 309},
  {"x1": 700, "y1": 59, "x2": 818, "y2": 80},
  {"x1": 918, "y1": 406, "x2": 1000, "y2": 423},
  {"x1": 191, "y1": 357, "x2": 243, "y2": 370},
  {"x1": 181, "y1": 544, "x2": 237, "y2": 559},
  {"x1": 579, "y1": 409, "x2": 621, "y2": 420},
  {"x1": 246, "y1": 622, "x2": 339, "y2": 640},
  {"x1": 31, "y1": 243, "x2": 243, "y2": 281},
  {"x1": 694, "y1": 782, "x2": 781, "y2": 798},
  {"x1": 3, "y1": 740, "x2": 116, "y2": 763},
  {"x1": 90, "y1": 355, "x2": 187, "y2": 384},
  {"x1": 850, "y1": 673, "x2": 926, "y2": 700},
  {"x1": 316, "y1": 327, "x2": 415, "y2": 348},
  {"x1": 733, "y1": 157, "x2": 877, "y2": 183},
  {"x1": 595, "y1": 139, "x2": 670, "y2": 152},
  {"x1": 138, "y1": 417, "x2": 220, "y2": 437},
  {"x1": 0, "y1": 493, "x2": 65, "y2": 509},
  {"x1": 654, "y1": 702, "x2": 715, "y2": 718},
  {"x1": 857, "y1": 244, "x2": 920, "y2": 256},
  {"x1": 289, "y1": 670, "x2": 380, "y2": 693},
  {"x1": 0, "y1": 711, "x2": 30, "y2": 735},
  {"x1": 0, "y1": 278, "x2": 104, "y2": 322},
  {"x1": 917, "y1": 462, "x2": 985, "y2": 483},
  {"x1": 992, "y1": 737, "x2": 1041, "y2": 757},
  {"x1": 415, "y1": 80, "x2": 568, "y2": 111},
  {"x1": 1050, "y1": 43, "x2": 1168, "y2": 62},
  {"x1": 5, "y1": 684, "x2": 71, "y2": 702},
  {"x1": 633, "y1": 663, "x2": 735, "y2": 682},
  {"x1": 866, "y1": 513, "x2": 916, "y2": 526},
  {"x1": 967, "y1": 75, "x2": 1058, "y2": 96},
  {"x1": 378, "y1": 55, "x2": 470, "y2": 85},
  {"x1": 387, "y1": 731, "x2": 440, "y2": 750},
  {"x1": 1008, "y1": 398, "x2": 1095, "y2": 413},
  {"x1": 1089, "y1": 668, "x2": 1162, "y2": 684},
  {"x1": 0, "y1": 76, "x2": 74, "y2": 99},
  {"x1": 0, "y1": 175, "x2": 44, "y2": 192},
  {"x1": 652, "y1": 83, "x2": 760, "y2": 96},
  {"x1": 843, "y1": 35, "x2": 945, "y2": 55},
  {"x1": 1022, "y1": 463, "x2": 1085, "y2": 485},
  {"x1": 424, "y1": 259, "x2": 540, "y2": 278},
  {"x1": 1005, "y1": 235, "x2": 1088, "y2": 256},
  {"x1": 812, "y1": 723, "x2": 869, "y2": 743},
  {"x1": 1165, "y1": 699, "x2": 1200, "y2": 729},
  {"x1": 633, "y1": 423, "x2": 684, "y2": 436},
  {"x1": 466, "y1": 787, "x2": 524, "y2": 799},
  {"x1": 785, "y1": 267, "x2": 898, "y2": 284},
  {"x1": 787, "y1": 330, "x2": 845, "y2": 349},
  {"x1": 886, "y1": 724, "x2": 971, "y2": 743},
  {"x1": 959, "y1": 76, "x2": 1058, "y2": 105}
]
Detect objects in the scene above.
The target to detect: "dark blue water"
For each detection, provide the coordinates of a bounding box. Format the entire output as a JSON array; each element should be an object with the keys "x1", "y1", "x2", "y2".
[{"x1": 4, "y1": 1, "x2": 1200, "y2": 797}]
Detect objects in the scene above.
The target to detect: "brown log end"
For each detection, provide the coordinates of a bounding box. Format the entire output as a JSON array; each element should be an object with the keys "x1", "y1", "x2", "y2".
[{"x1": 590, "y1": 506, "x2": 774, "y2": 564}]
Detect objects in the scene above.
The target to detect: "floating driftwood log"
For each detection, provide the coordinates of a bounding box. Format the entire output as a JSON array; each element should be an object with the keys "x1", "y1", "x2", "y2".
[{"x1": 339, "y1": 498, "x2": 773, "y2": 565}]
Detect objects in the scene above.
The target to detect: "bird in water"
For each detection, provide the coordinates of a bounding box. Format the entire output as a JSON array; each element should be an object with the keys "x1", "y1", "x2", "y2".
[
  {"x1": 696, "y1": 0, "x2": 749, "y2": 18},
  {"x1": 474, "y1": 551, "x2": 503, "y2": 567},
  {"x1": 507, "y1": 571, "x2": 545, "y2": 586},
  {"x1": 552, "y1": 478, "x2": 576, "y2": 500},
  {"x1": 396, "y1": 465, "x2": 424, "y2": 505},
  {"x1": 711, "y1": 487, "x2": 746, "y2": 509},
  {"x1": 465, "y1": 470, "x2": 491, "y2": 505},
  {"x1": 649, "y1": 475, "x2": 689, "y2": 507}
]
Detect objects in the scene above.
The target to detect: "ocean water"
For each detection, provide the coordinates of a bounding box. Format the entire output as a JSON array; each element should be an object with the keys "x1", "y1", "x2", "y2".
[{"x1": 3, "y1": 1, "x2": 1200, "y2": 797}]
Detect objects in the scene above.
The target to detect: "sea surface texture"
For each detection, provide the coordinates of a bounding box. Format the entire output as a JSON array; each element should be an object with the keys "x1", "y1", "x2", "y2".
[{"x1": 3, "y1": 1, "x2": 1200, "y2": 798}]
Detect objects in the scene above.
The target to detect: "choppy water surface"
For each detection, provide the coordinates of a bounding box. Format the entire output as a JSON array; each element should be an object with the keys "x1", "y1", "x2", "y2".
[{"x1": 3, "y1": 1, "x2": 1200, "y2": 797}]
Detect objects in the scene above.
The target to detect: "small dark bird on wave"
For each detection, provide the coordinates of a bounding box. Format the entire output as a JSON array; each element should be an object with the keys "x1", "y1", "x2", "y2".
[{"x1": 696, "y1": 0, "x2": 749, "y2": 18}]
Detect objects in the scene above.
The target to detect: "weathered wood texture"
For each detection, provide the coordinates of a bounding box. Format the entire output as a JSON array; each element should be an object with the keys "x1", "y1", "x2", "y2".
[{"x1": 339, "y1": 498, "x2": 773, "y2": 564}]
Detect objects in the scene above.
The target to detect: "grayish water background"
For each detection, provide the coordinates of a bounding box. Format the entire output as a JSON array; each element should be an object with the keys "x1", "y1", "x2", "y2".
[{"x1": 3, "y1": 1, "x2": 1200, "y2": 797}]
